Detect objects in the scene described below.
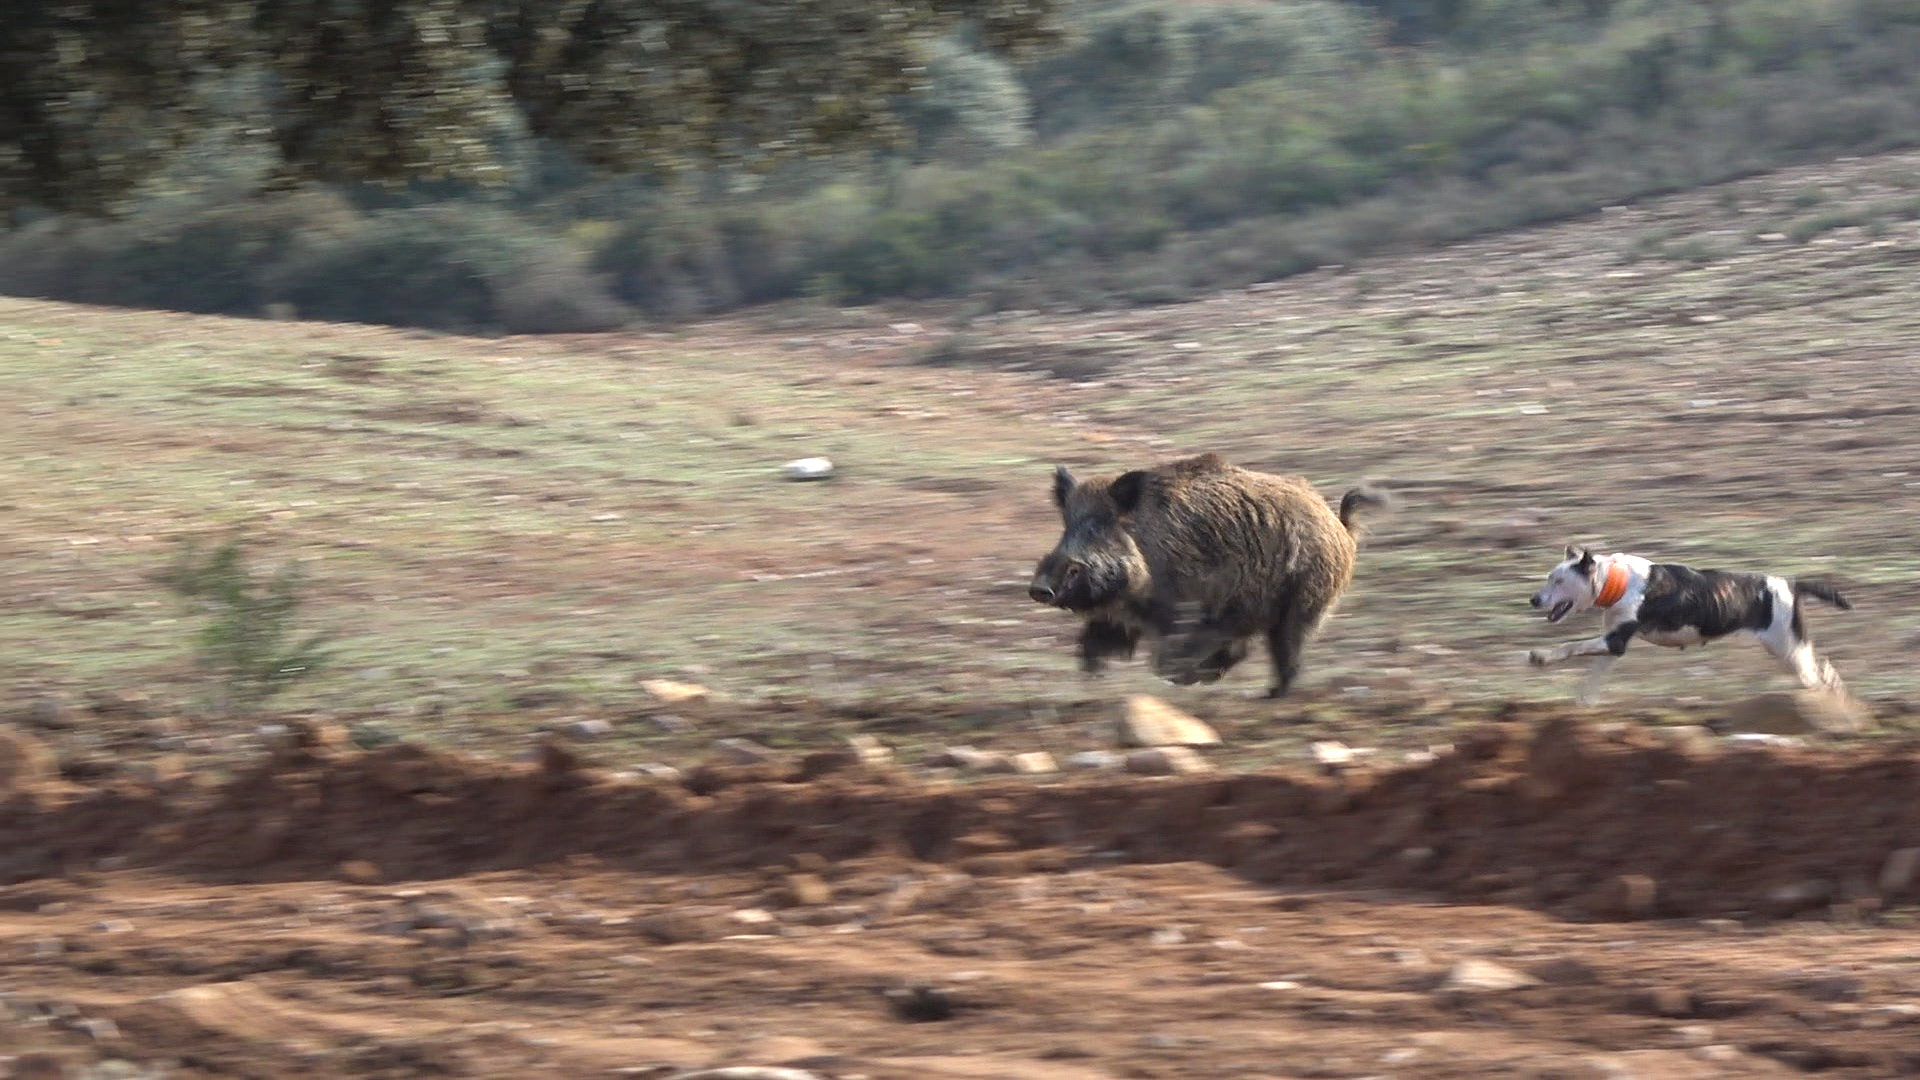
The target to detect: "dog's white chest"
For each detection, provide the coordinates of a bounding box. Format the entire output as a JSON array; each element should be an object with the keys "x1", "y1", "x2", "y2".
[{"x1": 1639, "y1": 626, "x2": 1707, "y2": 649}]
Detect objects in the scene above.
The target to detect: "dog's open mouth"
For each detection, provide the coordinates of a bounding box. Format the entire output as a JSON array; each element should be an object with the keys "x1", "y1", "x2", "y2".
[{"x1": 1547, "y1": 600, "x2": 1574, "y2": 624}]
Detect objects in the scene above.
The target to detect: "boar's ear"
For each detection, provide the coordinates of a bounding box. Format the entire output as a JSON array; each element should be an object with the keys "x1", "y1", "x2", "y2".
[
  {"x1": 1109, "y1": 470, "x2": 1149, "y2": 514},
  {"x1": 1052, "y1": 465, "x2": 1076, "y2": 509}
]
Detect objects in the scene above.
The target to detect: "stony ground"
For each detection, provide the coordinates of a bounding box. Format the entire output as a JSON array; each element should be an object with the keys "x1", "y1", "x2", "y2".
[{"x1": 10, "y1": 150, "x2": 1920, "y2": 1077}]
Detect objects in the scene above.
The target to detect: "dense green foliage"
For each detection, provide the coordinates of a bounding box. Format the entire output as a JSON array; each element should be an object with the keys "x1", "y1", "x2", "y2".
[
  {"x1": 0, "y1": 0, "x2": 1061, "y2": 216},
  {"x1": 7, "y1": 0, "x2": 1920, "y2": 330}
]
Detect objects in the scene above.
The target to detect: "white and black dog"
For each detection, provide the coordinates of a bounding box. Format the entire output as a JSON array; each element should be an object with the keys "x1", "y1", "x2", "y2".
[{"x1": 1526, "y1": 545, "x2": 1853, "y2": 705}]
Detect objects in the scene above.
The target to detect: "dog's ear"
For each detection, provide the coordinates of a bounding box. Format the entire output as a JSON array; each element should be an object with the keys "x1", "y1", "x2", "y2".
[
  {"x1": 1564, "y1": 543, "x2": 1581, "y2": 562},
  {"x1": 1574, "y1": 547, "x2": 1595, "y2": 572}
]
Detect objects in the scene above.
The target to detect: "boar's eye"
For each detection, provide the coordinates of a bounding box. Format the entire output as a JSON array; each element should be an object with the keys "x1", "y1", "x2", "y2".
[{"x1": 1063, "y1": 563, "x2": 1083, "y2": 586}]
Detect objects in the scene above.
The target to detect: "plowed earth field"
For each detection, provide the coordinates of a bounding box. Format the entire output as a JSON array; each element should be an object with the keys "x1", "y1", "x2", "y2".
[{"x1": 11, "y1": 717, "x2": 1920, "y2": 1078}]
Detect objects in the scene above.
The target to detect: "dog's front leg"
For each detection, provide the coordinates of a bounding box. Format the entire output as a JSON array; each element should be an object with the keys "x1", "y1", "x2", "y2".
[
  {"x1": 1577, "y1": 656, "x2": 1619, "y2": 706},
  {"x1": 1527, "y1": 637, "x2": 1612, "y2": 668},
  {"x1": 1529, "y1": 620, "x2": 1639, "y2": 699}
]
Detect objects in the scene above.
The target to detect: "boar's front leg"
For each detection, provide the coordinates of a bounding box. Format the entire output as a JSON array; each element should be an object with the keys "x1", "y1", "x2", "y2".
[
  {"x1": 1151, "y1": 600, "x2": 1250, "y2": 686},
  {"x1": 1078, "y1": 617, "x2": 1139, "y2": 674}
]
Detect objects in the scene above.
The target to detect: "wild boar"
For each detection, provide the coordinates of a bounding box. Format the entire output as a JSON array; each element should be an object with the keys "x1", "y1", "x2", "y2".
[{"x1": 1028, "y1": 453, "x2": 1384, "y2": 697}]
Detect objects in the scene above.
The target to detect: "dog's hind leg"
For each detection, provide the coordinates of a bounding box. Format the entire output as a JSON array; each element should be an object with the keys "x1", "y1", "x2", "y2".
[
  {"x1": 1756, "y1": 605, "x2": 1845, "y2": 693},
  {"x1": 1780, "y1": 639, "x2": 1844, "y2": 693}
]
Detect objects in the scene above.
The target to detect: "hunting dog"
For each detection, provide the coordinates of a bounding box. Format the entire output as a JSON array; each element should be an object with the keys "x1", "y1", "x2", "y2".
[{"x1": 1526, "y1": 545, "x2": 1852, "y2": 705}]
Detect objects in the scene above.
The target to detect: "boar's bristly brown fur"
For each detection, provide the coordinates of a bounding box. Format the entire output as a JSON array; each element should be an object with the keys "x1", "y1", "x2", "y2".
[{"x1": 1027, "y1": 453, "x2": 1386, "y2": 698}]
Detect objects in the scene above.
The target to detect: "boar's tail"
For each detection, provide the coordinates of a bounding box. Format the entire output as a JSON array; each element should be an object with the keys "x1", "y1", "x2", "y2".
[{"x1": 1337, "y1": 486, "x2": 1391, "y2": 534}]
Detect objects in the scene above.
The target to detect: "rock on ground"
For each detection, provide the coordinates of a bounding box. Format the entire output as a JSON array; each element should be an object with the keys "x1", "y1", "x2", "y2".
[
  {"x1": 713, "y1": 738, "x2": 779, "y2": 765},
  {"x1": 1008, "y1": 751, "x2": 1058, "y2": 775},
  {"x1": 1440, "y1": 959, "x2": 1540, "y2": 993},
  {"x1": 925, "y1": 746, "x2": 1014, "y2": 773},
  {"x1": 847, "y1": 734, "x2": 893, "y2": 767},
  {"x1": 16, "y1": 695, "x2": 73, "y2": 730},
  {"x1": 1880, "y1": 847, "x2": 1920, "y2": 895},
  {"x1": 1115, "y1": 696, "x2": 1221, "y2": 748},
  {"x1": 642, "y1": 679, "x2": 711, "y2": 705}
]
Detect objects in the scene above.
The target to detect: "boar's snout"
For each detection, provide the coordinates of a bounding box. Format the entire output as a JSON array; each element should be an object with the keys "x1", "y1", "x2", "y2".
[{"x1": 1028, "y1": 582, "x2": 1057, "y2": 604}]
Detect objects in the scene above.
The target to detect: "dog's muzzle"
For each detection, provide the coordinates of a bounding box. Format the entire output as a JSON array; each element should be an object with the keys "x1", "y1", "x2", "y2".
[{"x1": 1531, "y1": 593, "x2": 1573, "y2": 623}]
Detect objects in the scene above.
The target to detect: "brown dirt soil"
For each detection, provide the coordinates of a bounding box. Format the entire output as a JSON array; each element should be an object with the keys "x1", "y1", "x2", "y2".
[{"x1": 10, "y1": 715, "x2": 1920, "y2": 1078}]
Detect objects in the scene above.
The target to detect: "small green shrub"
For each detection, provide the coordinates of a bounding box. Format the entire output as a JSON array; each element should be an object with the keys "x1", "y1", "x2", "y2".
[{"x1": 159, "y1": 533, "x2": 334, "y2": 716}]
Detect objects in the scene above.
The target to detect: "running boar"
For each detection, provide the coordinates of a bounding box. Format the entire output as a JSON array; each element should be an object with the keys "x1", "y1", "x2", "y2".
[{"x1": 1028, "y1": 453, "x2": 1385, "y2": 697}]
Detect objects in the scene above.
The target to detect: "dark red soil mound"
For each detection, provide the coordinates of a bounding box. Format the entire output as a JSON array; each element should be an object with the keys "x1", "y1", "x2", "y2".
[{"x1": 6, "y1": 716, "x2": 1919, "y2": 923}]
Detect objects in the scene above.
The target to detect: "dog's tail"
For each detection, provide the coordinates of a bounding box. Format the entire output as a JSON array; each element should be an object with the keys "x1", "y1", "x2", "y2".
[
  {"x1": 1338, "y1": 485, "x2": 1391, "y2": 535},
  {"x1": 1792, "y1": 579, "x2": 1853, "y2": 611}
]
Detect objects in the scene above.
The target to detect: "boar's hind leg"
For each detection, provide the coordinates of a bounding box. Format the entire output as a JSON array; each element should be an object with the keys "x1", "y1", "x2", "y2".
[
  {"x1": 1264, "y1": 599, "x2": 1328, "y2": 699},
  {"x1": 1079, "y1": 618, "x2": 1139, "y2": 673}
]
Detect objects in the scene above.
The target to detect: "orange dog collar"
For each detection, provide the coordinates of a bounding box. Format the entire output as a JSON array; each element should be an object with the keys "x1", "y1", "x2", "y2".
[{"x1": 1594, "y1": 559, "x2": 1630, "y2": 609}]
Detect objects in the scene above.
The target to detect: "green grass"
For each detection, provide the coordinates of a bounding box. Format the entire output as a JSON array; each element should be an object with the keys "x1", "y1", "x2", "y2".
[{"x1": 7, "y1": 149, "x2": 1920, "y2": 758}]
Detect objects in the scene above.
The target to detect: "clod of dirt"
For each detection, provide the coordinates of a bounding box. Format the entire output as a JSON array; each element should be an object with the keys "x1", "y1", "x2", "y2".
[
  {"x1": 713, "y1": 738, "x2": 779, "y2": 766},
  {"x1": 0, "y1": 728, "x2": 58, "y2": 794},
  {"x1": 1007, "y1": 751, "x2": 1058, "y2": 775},
  {"x1": 1765, "y1": 879, "x2": 1835, "y2": 916},
  {"x1": 668, "y1": 1060, "x2": 825, "y2": 1068},
  {"x1": 1115, "y1": 696, "x2": 1221, "y2": 748},
  {"x1": 337, "y1": 860, "x2": 382, "y2": 885},
  {"x1": 1125, "y1": 747, "x2": 1212, "y2": 776},
  {"x1": 1720, "y1": 690, "x2": 1868, "y2": 736},
  {"x1": 884, "y1": 985, "x2": 957, "y2": 1022},
  {"x1": 638, "y1": 910, "x2": 729, "y2": 944},
  {"x1": 84, "y1": 690, "x2": 152, "y2": 719},
  {"x1": 1597, "y1": 874, "x2": 1660, "y2": 920},
  {"x1": 1879, "y1": 847, "x2": 1920, "y2": 895},
  {"x1": 1311, "y1": 741, "x2": 1375, "y2": 773},
  {"x1": 781, "y1": 873, "x2": 833, "y2": 907},
  {"x1": 1527, "y1": 957, "x2": 1602, "y2": 986},
  {"x1": 537, "y1": 733, "x2": 585, "y2": 775},
  {"x1": 846, "y1": 734, "x2": 893, "y2": 767},
  {"x1": 15, "y1": 695, "x2": 73, "y2": 730},
  {"x1": 1438, "y1": 959, "x2": 1539, "y2": 994},
  {"x1": 924, "y1": 746, "x2": 1012, "y2": 773},
  {"x1": 8, "y1": 1053, "x2": 68, "y2": 1080},
  {"x1": 641, "y1": 679, "x2": 710, "y2": 705},
  {"x1": 794, "y1": 749, "x2": 862, "y2": 781},
  {"x1": 1639, "y1": 986, "x2": 1697, "y2": 1018},
  {"x1": 783, "y1": 456, "x2": 835, "y2": 481},
  {"x1": 1786, "y1": 971, "x2": 1864, "y2": 1003},
  {"x1": 506, "y1": 687, "x2": 574, "y2": 710},
  {"x1": 560, "y1": 718, "x2": 613, "y2": 741}
]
